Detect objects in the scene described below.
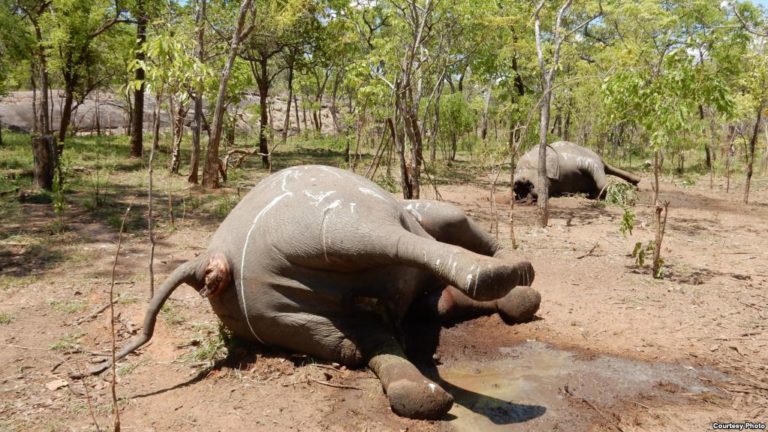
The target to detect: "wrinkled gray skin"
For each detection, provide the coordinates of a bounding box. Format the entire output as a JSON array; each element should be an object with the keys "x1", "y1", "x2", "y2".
[
  {"x1": 81, "y1": 165, "x2": 539, "y2": 420},
  {"x1": 513, "y1": 141, "x2": 640, "y2": 201}
]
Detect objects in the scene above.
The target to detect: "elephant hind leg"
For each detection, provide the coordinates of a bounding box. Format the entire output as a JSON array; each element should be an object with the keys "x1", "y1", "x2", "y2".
[
  {"x1": 390, "y1": 230, "x2": 534, "y2": 302},
  {"x1": 362, "y1": 326, "x2": 453, "y2": 419},
  {"x1": 412, "y1": 285, "x2": 541, "y2": 326}
]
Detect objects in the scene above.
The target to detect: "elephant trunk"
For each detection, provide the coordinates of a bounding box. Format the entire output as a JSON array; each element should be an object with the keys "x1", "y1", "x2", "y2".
[{"x1": 604, "y1": 162, "x2": 640, "y2": 186}]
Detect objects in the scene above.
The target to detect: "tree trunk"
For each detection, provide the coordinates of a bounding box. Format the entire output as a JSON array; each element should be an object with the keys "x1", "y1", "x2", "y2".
[
  {"x1": 31, "y1": 135, "x2": 57, "y2": 190},
  {"x1": 202, "y1": 0, "x2": 253, "y2": 188},
  {"x1": 37, "y1": 64, "x2": 50, "y2": 134},
  {"x1": 31, "y1": 65, "x2": 39, "y2": 134},
  {"x1": 188, "y1": 0, "x2": 205, "y2": 184},
  {"x1": 58, "y1": 82, "x2": 75, "y2": 144},
  {"x1": 282, "y1": 64, "x2": 294, "y2": 144},
  {"x1": 329, "y1": 73, "x2": 344, "y2": 136},
  {"x1": 170, "y1": 103, "x2": 186, "y2": 173},
  {"x1": 744, "y1": 102, "x2": 764, "y2": 204},
  {"x1": 257, "y1": 57, "x2": 270, "y2": 167},
  {"x1": 537, "y1": 81, "x2": 552, "y2": 227},
  {"x1": 294, "y1": 94, "x2": 301, "y2": 135},
  {"x1": 480, "y1": 88, "x2": 491, "y2": 140},
  {"x1": 130, "y1": 3, "x2": 148, "y2": 158},
  {"x1": 389, "y1": 117, "x2": 411, "y2": 199},
  {"x1": 33, "y1": 22, "x2": 51, "y2": 136}
]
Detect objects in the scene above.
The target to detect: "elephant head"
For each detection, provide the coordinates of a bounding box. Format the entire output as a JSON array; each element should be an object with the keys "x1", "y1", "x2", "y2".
[{"x1": 513, "y1": 145, "x2": 561, "y2": 201}]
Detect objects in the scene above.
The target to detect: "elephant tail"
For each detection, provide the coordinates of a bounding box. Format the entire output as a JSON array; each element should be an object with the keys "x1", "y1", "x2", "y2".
[
  {"x1": 604, "y1": 162, "x2": 641, "y2": 186},
  {"x1": 71, "y1": 255, "x2": 209, "y2": 378}
]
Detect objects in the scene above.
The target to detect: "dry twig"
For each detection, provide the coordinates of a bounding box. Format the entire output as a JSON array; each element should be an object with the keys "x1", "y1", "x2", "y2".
[{"x1": 109, "y1": 203, "x2": 132, "y2": 431}]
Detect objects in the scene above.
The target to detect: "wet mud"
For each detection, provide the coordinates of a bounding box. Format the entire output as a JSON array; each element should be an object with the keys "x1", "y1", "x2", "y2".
[{"x1": 438, "y1": 341, "x2": 723, "y2": 431}]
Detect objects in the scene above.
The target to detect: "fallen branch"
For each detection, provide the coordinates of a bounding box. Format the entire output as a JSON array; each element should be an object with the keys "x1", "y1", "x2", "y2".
[
  {"x1": 310, "y1": 378, "x2": 362, "y2": 390},
  {"x1": 74, "y1": 294, "x2": 125, "y2": 325},
  {"x1": 577, "y1": 243, "x2": 599, "y2": 259}
]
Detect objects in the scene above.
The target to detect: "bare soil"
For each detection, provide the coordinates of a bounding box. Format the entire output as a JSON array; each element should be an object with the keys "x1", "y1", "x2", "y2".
[{"x1": 1, "y1": 169, "x2": 767, "y2": 431}]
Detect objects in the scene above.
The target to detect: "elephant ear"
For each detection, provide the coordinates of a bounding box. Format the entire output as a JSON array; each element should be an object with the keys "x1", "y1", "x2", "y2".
[{"x1": 546, "y1": 146, "x2": 561, "y2": 181}]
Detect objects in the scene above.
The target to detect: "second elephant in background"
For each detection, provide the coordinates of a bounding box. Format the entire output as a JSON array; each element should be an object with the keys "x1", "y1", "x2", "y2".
[{"x1": 513, "y1": 141, "x2": 640, "y2": 201}]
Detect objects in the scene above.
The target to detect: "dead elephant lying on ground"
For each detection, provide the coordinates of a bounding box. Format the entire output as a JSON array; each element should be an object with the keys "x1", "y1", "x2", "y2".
[
  {"x1": 513, "y1": 141, "x2": 641, "y2": 201},
  {"x1": 80, "y1": 165, "x2": 540, "y2": 419}
]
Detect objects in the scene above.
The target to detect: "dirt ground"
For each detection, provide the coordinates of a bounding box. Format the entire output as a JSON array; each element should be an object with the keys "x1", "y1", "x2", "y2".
[{"x1": 1, "y1": 168, "x2": 767, "y2": 431}]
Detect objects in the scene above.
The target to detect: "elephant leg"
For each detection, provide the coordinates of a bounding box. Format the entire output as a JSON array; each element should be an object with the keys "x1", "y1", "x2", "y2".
[
  {"x1": 357, "y1": 321, "x2": 453, "y2": 419},
  {"x1": 402, "y1": 200, "x2": 500, "y2": 256},
  {"x1": 413, "y1": 285, "x2": 541, "y2": 326},
  {"x1": 387, "y1": 229, "x2": 534, "y2": 301},
  {"x1": 586, "y1": 165, "x2": 608, "y2": 198}
]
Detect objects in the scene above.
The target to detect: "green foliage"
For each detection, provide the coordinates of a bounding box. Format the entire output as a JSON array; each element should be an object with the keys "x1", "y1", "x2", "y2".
[
  {"x1": 161, "y1": 302, "x2": 184, "y2": 326},
  {"x1": 183, "y1": 322, "x2": 232, "y2": 365},
  {"x1": 0, "y1": 312, "x2": 13, "y2": 325},
  {"x1": 49, "y1": 330, "x2": 84, "y2": 351},
  {"x1": 631, "y1": 241, "x2": 664, "y2": 277},
  {"x1": 604, "y1": 182, "x2": 637, "y2": 237},
  {"x1": 48, "y1": 299, "x2": 86, "y2": 314},
  {"x1": 619, "y1": 208, "x2": 635, "y2": 238},
  {"x1": 604, "y1": 182, "x2": 637, "y2": 207}
]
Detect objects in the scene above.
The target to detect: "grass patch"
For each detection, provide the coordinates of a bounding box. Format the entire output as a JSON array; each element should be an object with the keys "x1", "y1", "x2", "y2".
[
  {"x1": 48, "y1": 299, "x2": 87, "y2": 314},
  {"x1": 160, "y1": 302, "x2": 185, "y2": 325},
  {"x1": 50, "y1": 330, "x2": 85, "y2": 351},
  {"x1": 182, "y1": 322, "x2": 233, "y2": 366},
  {"x1": 0, "y1": 312, "x2": 13, "y2": 324}
]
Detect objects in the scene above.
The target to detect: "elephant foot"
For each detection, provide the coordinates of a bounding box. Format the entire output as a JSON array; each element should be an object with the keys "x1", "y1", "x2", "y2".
[
  {"x1": 459, "y1": 257, "x2": 535, "y2": 302},
  {"x1": 496, "y1": 286, "x2": 541, "y2": 325},
  {"x1": 386, "y1": 376, "x2": 454, "y2": 419},
  {"x1": 369, "y1": 352, "x2": 453, "y2": 419}
]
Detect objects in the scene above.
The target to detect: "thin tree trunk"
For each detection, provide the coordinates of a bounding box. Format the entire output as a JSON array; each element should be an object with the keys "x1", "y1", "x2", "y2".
[
  {"x1": 257, "y1": 58, "x2": 270, "y2": 167},
  {"x1": 31, "y1": 135, "x2": 57, "y2": 190},
  {"x1": 744, "y1": 102, "x2": 764, "y2": 204},
  {"x1": 188, "y1": 0, "x2": 205, "y2": 184},
  {"x1": 58, "y1": 81, "x2": 75, "y2": 144},
  {"x1": 294, "y1": 94, "x2": 301, "y2": 135},
  {"x1": 480, "y1": 87, "x2": 491, "y2": 141},
  {"x1": 31, "y1": 65, "x2": 39, "y2": 134},
  {"x1": 282, "y1": 64, "x2": 294, "y2": 144},
  {"x1": 148, "y1": 93, "x2": 161, "y2": 298},
  {"x1": 130, "y1": 2, "x2": 148, "y2": 158},
  {"x1": 202, "y1": 0, "x2": 253, "y2": 188},
  {"x1": 170, "y1": 102, "x2": 186, "y2": 173}
]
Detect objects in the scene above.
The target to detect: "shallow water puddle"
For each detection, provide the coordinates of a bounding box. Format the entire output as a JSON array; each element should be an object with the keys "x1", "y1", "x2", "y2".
[{"x1": 439, "y1": 341, "x2": 718, "y2": 431}]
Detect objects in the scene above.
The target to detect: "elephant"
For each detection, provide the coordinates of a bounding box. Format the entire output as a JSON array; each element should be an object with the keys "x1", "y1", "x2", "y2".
[
  {"x1": 81, "y1": 165, "x2": 540, "y2": 420},
  {"x1": 513, "y1": 141, "x2": 640, "y2": 201}
]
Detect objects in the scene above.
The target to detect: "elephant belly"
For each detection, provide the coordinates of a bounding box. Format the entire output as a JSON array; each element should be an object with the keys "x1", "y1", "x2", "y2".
[
  {"x1": 209, "y1": 264, "x2": 440, "y2": 364},
  {"x1": 552, "y1": 171, "x2": 598, "y2": 196}
]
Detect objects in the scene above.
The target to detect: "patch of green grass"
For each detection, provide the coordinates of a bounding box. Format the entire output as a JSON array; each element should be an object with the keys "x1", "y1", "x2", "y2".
[
  {"x1": 0, "y1": 312, "x2": 13, "y2": 324},
  {"x1": 116, "y1": 360, "x2": 142, "y2": 376},
  {"x1": 49, "y1": 331, "x2": 84, "y2": 351},
  {"x1": 48, "y1": 299, "x2": 87, "y2": 314},
  {"x1": 160, "y1": 302, "x2": 184, "y2": 325},
  {"x1": 182, "y1": 322, "x2": 232, "y2": 365},
  {"x1": 0, "y1": 275, "x2": 37, "y2": 291}
]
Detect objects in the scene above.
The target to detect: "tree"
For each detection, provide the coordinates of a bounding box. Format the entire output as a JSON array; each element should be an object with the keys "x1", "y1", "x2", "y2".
[
  {"x1": 15, "y1": 0, "x2": 52, "y2": 135},
  {"x1": 202, "y1": 0, "x2": 254, "y2": 188},
  {"x1": 532, "y1": 0, "x2": 601, "y2": 227},
  {"x1": 129, "y1": 0, "x2": 148, "y2": 158},
  {"x1": 44, "y1": 0, "x2": 130, "y2": 146},
  {"x1": 240, "y1": 0, "x2": 317, "y2": 166}
]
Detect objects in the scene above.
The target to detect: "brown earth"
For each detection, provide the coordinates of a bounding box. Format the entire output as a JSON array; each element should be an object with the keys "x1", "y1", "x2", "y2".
[{"x1": 1, "y1": 169, "x2": 767, "y2": 431}]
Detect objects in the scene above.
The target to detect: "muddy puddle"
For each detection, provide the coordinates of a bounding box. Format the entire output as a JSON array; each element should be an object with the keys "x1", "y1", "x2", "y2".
[{"x1": 438, "y1": 341, "x2": 721, "y2": 431}]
